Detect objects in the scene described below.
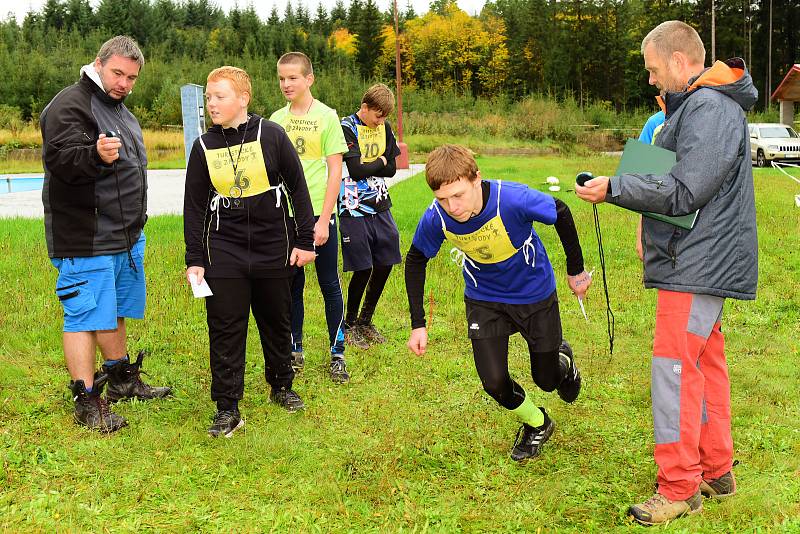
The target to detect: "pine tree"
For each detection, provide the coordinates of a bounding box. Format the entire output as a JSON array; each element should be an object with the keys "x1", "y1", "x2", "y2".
[{"x1": 355, "y1": 0, "x2": 382, "y2": 79}]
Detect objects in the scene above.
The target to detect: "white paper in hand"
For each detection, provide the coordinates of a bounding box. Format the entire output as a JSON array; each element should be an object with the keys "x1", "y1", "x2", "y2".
[{"x1": 189, "y1": 273, "x2": 213, "y2": 298}]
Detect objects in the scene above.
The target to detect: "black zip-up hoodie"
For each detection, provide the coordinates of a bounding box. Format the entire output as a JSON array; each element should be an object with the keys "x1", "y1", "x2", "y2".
[
  {"x1": 40, "y1": 72, "x2": 147, "y2": 258},
  {"x1": 183, "y1": 114, "x2": 315, "y2": 278}
]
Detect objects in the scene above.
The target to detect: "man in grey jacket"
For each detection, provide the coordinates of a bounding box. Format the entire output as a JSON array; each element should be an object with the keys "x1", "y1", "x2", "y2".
[
  {"x1": 41, "y1": 36, "x2": 171, "y2": 433},
  {"x1": 576, "y1": 21, "x2": 757, "y2": 525}
]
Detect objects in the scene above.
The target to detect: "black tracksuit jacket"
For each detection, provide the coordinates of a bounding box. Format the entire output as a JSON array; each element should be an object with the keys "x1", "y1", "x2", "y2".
[{"x1": 40, "y1": 74, "x2": 147, "y2": 258}]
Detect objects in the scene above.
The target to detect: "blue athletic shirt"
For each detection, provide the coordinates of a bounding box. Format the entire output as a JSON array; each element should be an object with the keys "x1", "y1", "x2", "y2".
[
  {"x1": 412, "y1": 180, "x2": 558, "y2": 304},
  {"x1": 638, "y1": 111, "x2": 665, "y2": 145}
]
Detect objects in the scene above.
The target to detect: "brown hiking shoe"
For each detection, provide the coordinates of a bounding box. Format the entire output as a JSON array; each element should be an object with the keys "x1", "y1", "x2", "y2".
[
  {"x1": 103, "y1": 350, "x2": 172, "y2": 402},
  {"x1": 700, "y1": 471, "x2": 736, "y2": 499},
  {"x1": 344, "y1": 324, "x2": 369, "y2": 349},
  {"x1": 628, "y1": 491, "x2": 703, "y2": 526},
  {"x1": 357, "y1": 321, "x2": 387, "y2": 344},
  {"x1": 70, "y1": 374, "x2": 128, "y2": 433}
]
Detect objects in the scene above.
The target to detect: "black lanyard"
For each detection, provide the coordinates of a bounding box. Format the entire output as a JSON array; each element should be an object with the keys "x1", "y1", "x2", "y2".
[
  {"x1": 221, "y1": 119, "x2": 249, "y2": 199},
  {"x1": 576, "y1": 171, "x2": 615, "y2": 356}
]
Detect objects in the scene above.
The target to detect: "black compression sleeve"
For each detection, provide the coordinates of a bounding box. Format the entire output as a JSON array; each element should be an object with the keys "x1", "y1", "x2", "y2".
[
  {"x1": 345, "y1": 157, "x2": 387, "y2": 179},
  {"x1": 405, "y1": 244, "x2": 430, "y2": 329},
  {"x1": 373, "y1": 157, "x2": 396, "y2": 177},
  {"x1": 553, "y1": 199, "x2": 585, "y2": 276}
]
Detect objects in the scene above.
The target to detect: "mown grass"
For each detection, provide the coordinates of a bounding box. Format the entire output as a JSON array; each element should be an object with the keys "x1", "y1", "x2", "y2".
[{"x1": 1, "y1": 157, "x2": 799, "y2": 532}]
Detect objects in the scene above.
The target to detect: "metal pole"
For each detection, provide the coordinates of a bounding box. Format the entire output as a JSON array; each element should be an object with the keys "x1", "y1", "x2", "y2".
[
  {"x1": 392, "y1": 0, "x2": 409, "y2": 168},
  {"x1": 393, "y1": 0, "x2": 404, "y2": 143},
  {"x1": 767, "y1": 0, "x2": 772, "y2": 110},
  {"x1": 711, "y1": 0, "x2": 716, "y2": 63}
]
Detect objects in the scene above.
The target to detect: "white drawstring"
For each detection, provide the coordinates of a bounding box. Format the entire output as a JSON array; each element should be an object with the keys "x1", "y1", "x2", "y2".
[
  {"x1": 450, "y1": 247, "x2": 480, "y2": 287},
  {"x1": 521, "y1": 234, "x2": 536, "y2": 268},
  {"x1": 209, "y1": 193, "x2": 230, "y2": 231},
  {"x1": 210, "y1": 184, "x2": 286, "y2": 231}
]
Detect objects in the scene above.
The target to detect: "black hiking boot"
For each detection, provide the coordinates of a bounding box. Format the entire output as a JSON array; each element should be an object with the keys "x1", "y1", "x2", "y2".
[
  {"x1": 103, "y1": 350, "x2": 172, "y2": 403},
  {"x1": 510, "y1": 408, "x2": 555, "y2": 462},
  {"x1": 70, "y1": 374, "x2": 128, "y2": 433},
  {"x1": 557, "y1": 340, "x2": 581, "y2": 403}
]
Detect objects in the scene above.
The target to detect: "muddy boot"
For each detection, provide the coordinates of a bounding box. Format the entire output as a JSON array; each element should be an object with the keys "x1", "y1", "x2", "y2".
[
  {"x1": 70, "y1": 374, "x2": 128, "y2": 433},
  {"x1": 103, "y1": 350, "x2": 172, "y2": 402},
  {"x1": 628, "y1": 491, "x2": 703, "y2": 526}
]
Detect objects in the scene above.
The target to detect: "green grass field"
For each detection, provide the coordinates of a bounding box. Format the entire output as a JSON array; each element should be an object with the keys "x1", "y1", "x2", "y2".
[{"x1": 1, "y1": 157, "x2": 799, "y2": 532}]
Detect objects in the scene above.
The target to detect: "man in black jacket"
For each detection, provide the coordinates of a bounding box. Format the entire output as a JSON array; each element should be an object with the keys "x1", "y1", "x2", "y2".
[{"x1": 41, "y1": 35, "x2": 170, "y2": 433}]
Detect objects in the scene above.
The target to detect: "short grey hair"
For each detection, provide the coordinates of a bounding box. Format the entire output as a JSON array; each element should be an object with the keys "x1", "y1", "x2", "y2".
[
  {"x1": 641, "y1": 21, "x2": 705, "y2": 65},
  {"x1": 97, "y1": 35, "x2": 145, "y2": 67}
]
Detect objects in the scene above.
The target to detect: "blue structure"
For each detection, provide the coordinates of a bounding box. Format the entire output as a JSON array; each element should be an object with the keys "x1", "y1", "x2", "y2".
[
  {"x1": 180, "y1": 84, "x2": 206, "y2": 166},
  {"x1": 1, "y1": 176, "x2": 44, "y2": 194}
]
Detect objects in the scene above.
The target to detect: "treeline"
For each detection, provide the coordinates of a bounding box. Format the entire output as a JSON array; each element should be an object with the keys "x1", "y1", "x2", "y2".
[{"x1": 0, "y1": 0, "x2": 797, "y2": 127}]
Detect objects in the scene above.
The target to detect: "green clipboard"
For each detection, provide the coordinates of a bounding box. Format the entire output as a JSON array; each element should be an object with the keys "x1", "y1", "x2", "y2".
[{"x1": 615, "y1": 138, "x2": 699, "y2": 230}]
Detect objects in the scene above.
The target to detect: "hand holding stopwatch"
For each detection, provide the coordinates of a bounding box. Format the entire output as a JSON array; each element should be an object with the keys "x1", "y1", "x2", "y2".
[{"x1": 576, "y1": 171, "x2": 594, "y2": 187}]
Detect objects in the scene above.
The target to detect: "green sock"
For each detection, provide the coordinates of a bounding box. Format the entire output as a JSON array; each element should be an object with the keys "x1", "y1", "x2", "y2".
[{"x1": 510, "y1": 393, "x2": 544, "y2": 427}]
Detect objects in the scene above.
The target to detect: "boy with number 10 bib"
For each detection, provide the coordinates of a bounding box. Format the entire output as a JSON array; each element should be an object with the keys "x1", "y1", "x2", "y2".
[{"x1": 338, "y1": 84, "x2": 402, "y2": 348}]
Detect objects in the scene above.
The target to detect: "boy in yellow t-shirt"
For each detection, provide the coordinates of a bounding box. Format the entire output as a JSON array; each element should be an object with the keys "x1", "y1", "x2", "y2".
[{"x1": 270, "y1": 52, "x2": 350, "y2": 384}]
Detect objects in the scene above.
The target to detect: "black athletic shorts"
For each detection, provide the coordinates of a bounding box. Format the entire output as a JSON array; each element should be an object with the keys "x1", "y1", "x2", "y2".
[
  {"x1": 339, "y1": 210, "x2": 402, "y2": 272},
  {"x1": 464, "y1": 290, "x2": 562, "y2": 351}
]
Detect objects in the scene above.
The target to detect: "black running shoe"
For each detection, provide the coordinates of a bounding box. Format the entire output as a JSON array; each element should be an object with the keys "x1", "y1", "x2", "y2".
[
  {"x1": 270, "y1": 387, "x2": 305, "y2": 412},
  {"x1": 510, "y1": 408, "x2": 555, "y2": 462},
  {"x1": 70, "y1": 374, "x2": 128, "y2": 433},
  {"x1": 208, "y1": 410, "x2": 244, "y2": 438},
  {"x1": 557, "y1": 340, "x2": 581, "y2": 403},
  {"x1": 329, "y1": 356, "x2": 350, "y2": 384},
  {"x1": 291, "y1": 351, "x2": 305, "y2": 372}
]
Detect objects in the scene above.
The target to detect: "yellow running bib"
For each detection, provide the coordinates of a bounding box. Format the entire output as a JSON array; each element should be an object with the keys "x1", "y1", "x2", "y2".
[
  {"x1": 200, "y1": 119, "x2": 272, "y2": 199},
  {"x1": 443, "y1": 216, "x2": 517, "y2": 263},
  {"x1": 283, "y1": 117, "x2": 323, "y2": 161},
  {"x1": 357, "y1": 123, "x2": 386, "y2": 163},
  {"x1": 435, "y1": 180, "x2": 518, "y2": 264}
]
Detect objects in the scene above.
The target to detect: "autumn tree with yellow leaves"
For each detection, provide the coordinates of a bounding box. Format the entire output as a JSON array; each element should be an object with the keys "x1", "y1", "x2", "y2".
[{"x1": 397, "y1": 4, "x2": 510, "y2": 96}]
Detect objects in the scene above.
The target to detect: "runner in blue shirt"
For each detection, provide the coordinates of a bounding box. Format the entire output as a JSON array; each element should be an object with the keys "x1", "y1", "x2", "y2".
[{"x1": 405, "y1": 144, "x2": 593, "y2": 462}]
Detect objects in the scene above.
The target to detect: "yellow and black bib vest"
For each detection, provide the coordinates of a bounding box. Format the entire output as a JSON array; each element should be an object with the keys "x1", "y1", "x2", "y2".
[
  {"x1": 432, "y1": 181, "x2": 536, "y2": 286},
  {"x1": 199, "y1": 119, "x2": 290, "y2": 226}
]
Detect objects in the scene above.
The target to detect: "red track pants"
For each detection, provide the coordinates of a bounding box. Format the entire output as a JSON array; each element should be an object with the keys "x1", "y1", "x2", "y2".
[{"x1": 652, "y1": 290, "x2": 733, "y2": 501}]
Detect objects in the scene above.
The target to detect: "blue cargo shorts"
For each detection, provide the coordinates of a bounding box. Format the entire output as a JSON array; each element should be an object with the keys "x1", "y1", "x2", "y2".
[{"x1": 50, "y1": 233, "x2": 146, "y2": 332}]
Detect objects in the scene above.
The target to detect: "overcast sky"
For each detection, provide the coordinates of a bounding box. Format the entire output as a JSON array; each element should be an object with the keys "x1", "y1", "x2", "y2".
[{"x1": 4, "y1": 0, "x2": 488, "y2": 24}]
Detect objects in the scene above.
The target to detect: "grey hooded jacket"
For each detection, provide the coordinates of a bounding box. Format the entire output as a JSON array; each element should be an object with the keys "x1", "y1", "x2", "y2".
[{"x1": 609, "y1": 58, "x2": 758, "y2": 300}]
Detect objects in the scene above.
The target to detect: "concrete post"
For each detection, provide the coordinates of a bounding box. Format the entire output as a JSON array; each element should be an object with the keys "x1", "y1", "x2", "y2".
[{"x1": 180, "y1": 84, "x2": 206, "y2": 167}]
